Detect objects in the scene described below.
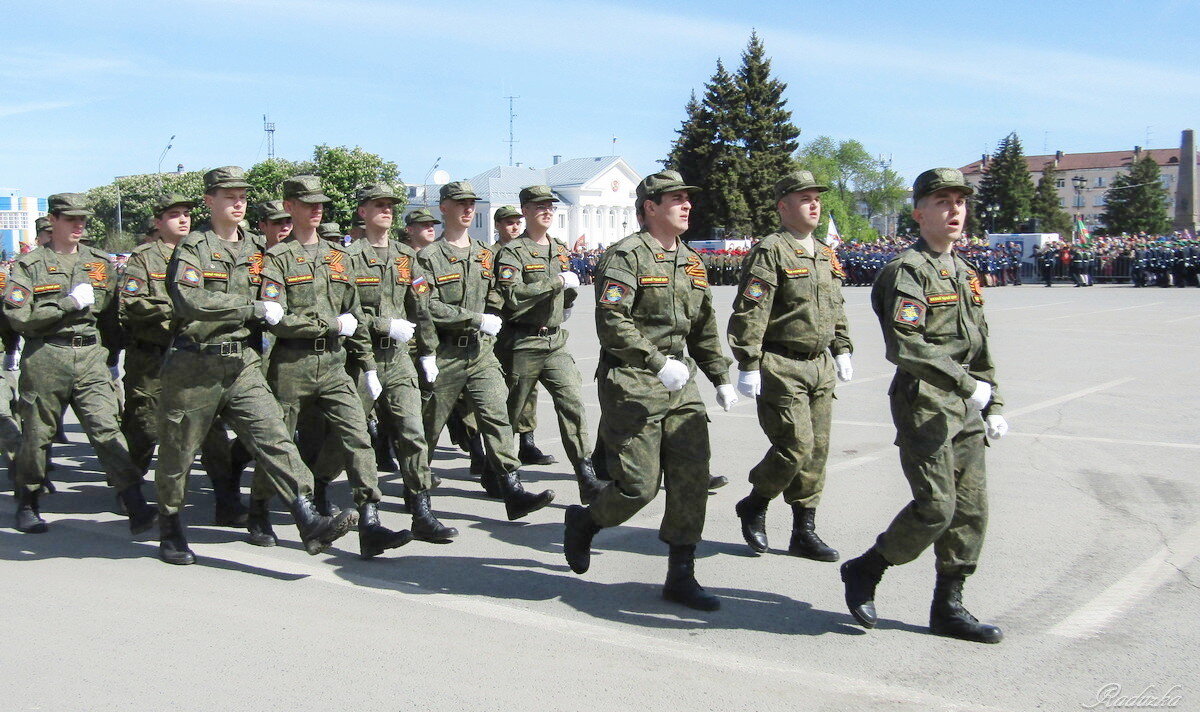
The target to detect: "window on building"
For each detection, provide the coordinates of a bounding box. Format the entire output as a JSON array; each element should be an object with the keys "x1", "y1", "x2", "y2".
[
  {"x1": 1093, "y1": 195, "x2": 1106, "y2": 207},
  {"x1": 474, "y1": 213, "x2": 482, "y2": 228},
  {"x1": 583, "y1": 212, "x2": 589, "y2": 227},
  {"x1": 1095, "y1": 177, "x2": 1105, "y2": 188},
  {"x1": 1161, "y1": 175, "x2": 1173, "y2": 186},
  {"x1": 559, "y1": 214, "x2": 565, "y2": 229},
  {"x1": 1055, "y1": 178, "x2": 1065, "y2": 188},
  {"x1": 1074, "y1": 195, "x2": 1085, "y2": 208},
  {"x1": 1058, "y1": 197, "x2": 1065, "y2": 207},
  {"x1": 609, "y1": 214, "x2": 615, "y2": 228}
]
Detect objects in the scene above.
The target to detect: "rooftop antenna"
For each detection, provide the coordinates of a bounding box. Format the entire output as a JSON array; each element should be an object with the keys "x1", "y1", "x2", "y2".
[
  {"x1": 263, "y1": 114, "x2": 276, "y2": 159},
  {"x1": 505, "y1": 96, "x2": 519, "y2": 166},
  {"x1": 1145, "y1": 125, "x2": 1153, "y2": 149}
]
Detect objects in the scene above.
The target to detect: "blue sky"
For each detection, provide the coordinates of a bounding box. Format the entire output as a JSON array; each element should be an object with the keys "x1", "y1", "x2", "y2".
[{"x1": 3, "y1": 0, "x2": 1199, "y2": 197}]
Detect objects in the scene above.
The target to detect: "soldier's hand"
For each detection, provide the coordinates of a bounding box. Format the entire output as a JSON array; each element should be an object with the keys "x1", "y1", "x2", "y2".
[
  {"x1": 478, "y1": 313, "x2": 502, "y2": 336},
  {"x1": 336, "y1": 313, "x2": 359, "y2": 336},
  {"x1": 656, "y1": 357, "x2": 690, "y2": 392},
  {"x1": 68, "y1": 283, "x2": 95, "y2": 310},
  {"x1": 834, "y1": 353, "x2": 854, "y2": 382},
  {"x1": 364, "y1": 370, "x2": 384, "y2": 401},
  {"x1": 260, "y1": 301, "x2": 284, "y2": 325},
  {"x1": 558, "y1": 271, "x2": 581, "y2": 290},
  {"x1": 966, "y1": 380, "x2": 993, "y2": 411},
  {"x1": 388, "y1": 318, "x2": 416, "y2": 343},
  {"x1": 736, "y1": 370, "x2": 761, "y2": 397},
  {"x1": 563, "y1": 308, "x2": 573, "y2": 320},
  {"x1": 716, "y1": 384, "x2": 739, "y2": 411},
  {"x1": 109, "y1": 365, "x2": 120, "y2": 382},
  {"x1": 985, "y1": 414, "x2": 1009, "y2": 439},
  {"x1": 3, "y1": 351, "x2": 18, "y2": 371},
  {"x1": 419, "y1": 355, "x2": 439, "y2": 384}
]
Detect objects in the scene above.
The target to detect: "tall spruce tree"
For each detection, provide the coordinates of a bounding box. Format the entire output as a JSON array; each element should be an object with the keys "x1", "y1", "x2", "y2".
[
  {"x1": 975, "y1": 132, "x2": 1036, "y2": 232},
  {"x1": 1101, "y1": 155, "x2": 1171, "y2": 234},
  {"x1": 1030, "y1": 161, "x2": 1073, "y2": 238}
]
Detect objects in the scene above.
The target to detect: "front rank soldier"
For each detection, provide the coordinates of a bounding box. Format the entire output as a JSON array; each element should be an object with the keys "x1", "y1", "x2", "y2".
[
  {"x1": 727, "y1": 171, "x2": 853, "y2": 561},
  {"x1": 562, "y1": 171, "x2": 738, "y2": 611},
  {"x1": 495, "y1": 186, "x2": 603, "y2": 503},
  {"x1": 418, "y1": 181, "x2": 554, "y2": 521},
  {"x1": 252, "y1": 175, "x2": 412, "y2": 558},
  {"x1": 154, "y1": 167, "x2": 358, "y2": 565},
  {"x1": 842, "y1": 168, "x2": 1008, "y2": 643},
  {"x1": 5, "y1": 193, "x2": 157, "y2": 534}
]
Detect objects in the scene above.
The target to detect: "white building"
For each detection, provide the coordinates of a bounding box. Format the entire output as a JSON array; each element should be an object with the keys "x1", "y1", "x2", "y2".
[
  {"x1": 0, "y1": 190, "x2": 47, "y2": 257},
  {"x1": 407, "y1": 156, "x2": 641, "y2": 247}
]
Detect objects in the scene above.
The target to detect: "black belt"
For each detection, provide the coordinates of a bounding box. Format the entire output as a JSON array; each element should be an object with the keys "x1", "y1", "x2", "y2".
[
  {"x1": 509, "y1": 324, "x2": 559, "y2": 337},
  {"x1": 372, "y1": 335, "x2": 397, "y2": 350},
  {"x1": 439, "y1": 330, "x2": 480, "y2": 348},
  {"x1": 762, "y1": 342, "x2": 825, "y2": 361},
  {"x1": 172, "y1": 337, "x2": 246, "y2": 356},
  {"x1": 274, "y1": 337, "x2": 342, "y2": 353},
  {"x1": 43, "y1": 335, "x2": 98, "y2": 348},
  {"x1": 599, "y1": 349, "x2": 682, "y2": 369}
]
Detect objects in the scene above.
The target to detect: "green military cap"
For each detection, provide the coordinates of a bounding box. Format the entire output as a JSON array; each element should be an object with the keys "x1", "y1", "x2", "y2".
[
  {"x1": 912, "y1": 167, "x2": 974, "y2": 204},
  {"x1": 203, "y1": 166, "x2": 251, "y2": 191},
  {"x1": 773, "y1": 170, "x2": 829, "y2": 201},
  {"x1": 282, "y1": 175, "x2": 331, "y2": 203},
  {"x1": 355, "y1": 182, "x2": 403, "y2": 205},
  {"x1": 317, "y1": 222, "x2": 343, "y2": 240},
  {"x1": 494, "y1": 206, "x2": 522, "y2": 221},
  {"x1": 404, "y1": 207, "x2": 441, "y2": 226},
  {"x1": 439, "y1": 180, "x2": 479, "y2": 201},
  {"x1": 635, "y1": 170, "x2": 699, "y2": 203},
  {"x1": 47, "y1": 193, "x2": 94, "y2": 217},
  {"x1": 34, "y1": 216, "x2": 52, "y2": 233},
  {"x1": 257, "y1": 200, "x2": 289, "y2": 222},
  {"x1": 152, "y1": 192, "x2": 197, "y2": 216},
  {"x1": 518, "y1": 185, "x2": 557, "y2": 205}
]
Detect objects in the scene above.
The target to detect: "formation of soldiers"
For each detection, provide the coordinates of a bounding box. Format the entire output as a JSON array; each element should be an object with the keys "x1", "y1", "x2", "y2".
[
  {"x1": 3, "y1": 165, "x2": 1010, "y2": 644},
  {"x1": 1034, "y1": 237, "x2": 1200, "y2": 288},
  {"x1": 839, "y1": 239, "x2": 1024, "y2": 287}
]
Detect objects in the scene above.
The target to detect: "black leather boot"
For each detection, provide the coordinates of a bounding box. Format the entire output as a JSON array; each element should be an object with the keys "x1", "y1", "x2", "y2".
[
  {"x1": 14, "y1": 487, "x2": 47, "y2": 534},
  {"x1": 314, "y1": 480, "x2": 340, "y2": 516},
  {"x1": 410, "y1": 490, "x2": 459, "y2": 542},
  {"x1": 212, "y1": 473, "x2": 249, "y2": 527},
  {"x1": 468, "y1": 433, "x2": 488, "y2": 476},
  {"x1": 498, "y1": 470, "x2": 554, "y2": 521},
  {"x1": 288, "y1": 495, "x2": 358, "y2": 555},
  {"x1": 246, "y1": 498, "x2": 278, "y2": 547},
  {"x1": 591, "y1": 440, "x2": 611, "y2": 481},
  {"x1": 734, "y1": 492, "x2": 770, "y2": 554},
  {"x1": 118, "y1": 483, "x2": 158, "y2": 534},
  {"x1": 480, "y1": 465, "x2": 503, "y2": 499},
  {"x1": 369, "y1": 420, "x2": 398, "y2": 473},
  {"x1": 662, "y1": 544, "x2": 720, "y2": 611},
  {"x1": 575, "y1": 458, "x2": 605, "y2": 505},
  {"x1": 358, "y1": 502, "x2": 413, "y2": 559},
  {"x1": 159, "y1": 513, "x2": 196, "y2": 565},
  {"x1": 929, "y1": 574, "x2": 1003, "y2": 644},
  {"x1": 518, "y1": 432, "x2": 556, "y2": 466},
  {"x1": 563, "y1": 504, "x2": 600, "y2": 574},
  {"x1": 840, "y1": 547, "x2": 890, "y2": 628},
  {"x1": 788, "y1": 505, "x2": 839, "y2": 561},
  {"x1": 707, "y1": 475, "x2": 729, "y2": 490}
]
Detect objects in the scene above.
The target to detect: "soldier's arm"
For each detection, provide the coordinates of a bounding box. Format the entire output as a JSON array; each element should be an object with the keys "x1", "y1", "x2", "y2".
[
  {"x1": 725, "y1": 246, "x2": 777, "y2": 370},
  {"x1": 260, "y1": 252, "x2": 334, "y2": 338},
  {"x1": 120, "y1": 252, "x2": 172, "y2": 325},
  {"x1": 169, "y1": 243, "x2": 260, "y2": 324},
  {"x1": 688, "y1": 285, "x2": 732, "y2": 386},
  {"x1": 831, "y1": 270, "x2": 853, "y2": 356},
  {"x1": 341, "y1": 267, "x2": 377, "y2": 372},
  {"x1": 351, "y1": 253, "x2": 388, "y2": 336},
  {"x1": 496, "y1": 246, "x2": 561, "y2": 318},
  {"x1": 594, "y1": 251, "x2": 669, "y2": 373},
  {"x1": 970, "y1": 315, "x2": 1003, "y2": 416},
  {"x1": 3, "y1": 261, "x2": 74, "y2": 335},
  {"x1": 408, "y1": 263, "x2": 438, "y2": 357},
  {"x1": 418, "y1": 253, "x2": 483, "y2": 330}
]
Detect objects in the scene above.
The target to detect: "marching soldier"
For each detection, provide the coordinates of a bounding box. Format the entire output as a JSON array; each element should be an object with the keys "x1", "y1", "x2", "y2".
[
  {"x1": 841, "y1": 168, "x2": 1008, "y2": 643},
  {"x1": 5, "y1": 193, "x2": 157, "y2": 535},
  {"x1": 562, "y1": 171, "x2": 738, "y2": 611},
  {"x1": 256, "y1": 200, "x2": 292, "y2": 249},
  {"x1": 727, "y1": 171, "x2": 853, "y2": 561}
]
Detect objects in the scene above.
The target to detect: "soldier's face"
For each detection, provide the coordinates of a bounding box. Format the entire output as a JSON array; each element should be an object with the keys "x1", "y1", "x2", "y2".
[
  {"x1": 155, "y1": 207, "x2": 191, "y2": 239},
  {"x1": 36, "y1": 229, "x2": 52, "y2": 246},
  {"x1": 913, "y1": 189, "x2": 968, "y2": 243},
  {"x1": 285, "y1": 199, "x2": 323, "y2": 229},
  {"x1": 205, "y1": 188, "x2": 248, "y2": 224},
  {"x1": 406, "y1": 222, "x2": 436, "y2": 243},
  {"x1": 496, "y1": 216, "x2": 523, "y2": 240},
  {"x1": 522, "y1": 201, "x2": 554, "y2": 230},
  {"x1": 440, "y1": 198, "x2": 475, "y2": 228},
  {"x1": 49, "y1": 213, "x2": 87, "y2": 243},
  {"x1": 778, "y1": 190, "x2": 822, "y2": 234},
  {"x1": 260, "y1": 217, "x2": 292, "y2": 245},
  {"x1": 359, "y1": 199, "x2": 396, "y2": 231},
  {"x1": 644, "y1": 190, "x2": 691, "y2": 235}
]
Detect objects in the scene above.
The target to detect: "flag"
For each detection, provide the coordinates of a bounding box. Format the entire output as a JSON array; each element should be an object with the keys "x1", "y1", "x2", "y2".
[
  {"x1": 572, "y1": 234, "x2": 588, "y2": 252},
  {"x1": 1074, "y1": 217, "x2": 1090, "y2": 244},
  {"x1": 826, "y1": 215, "x2": 842, "y2": 247}
]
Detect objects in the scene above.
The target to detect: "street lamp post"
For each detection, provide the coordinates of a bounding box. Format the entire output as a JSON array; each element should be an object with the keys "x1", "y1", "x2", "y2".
[{"x1": 1072, "y1": 175, "x2": 1087, "y2": 237}]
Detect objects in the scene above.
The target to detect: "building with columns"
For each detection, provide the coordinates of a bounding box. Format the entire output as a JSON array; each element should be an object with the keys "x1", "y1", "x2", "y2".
[{"x1": 406, "y1": 155, "x2": 640, "y2": 247}]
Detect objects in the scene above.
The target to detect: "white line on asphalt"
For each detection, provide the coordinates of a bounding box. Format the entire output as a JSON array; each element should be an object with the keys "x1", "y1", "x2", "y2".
[
  {"x1": 1164, "y1": 313, "x2": 1200, "y2": 324},
  {"x1": 1044, "y1": 302, "x2": 1163, "y2": 321},
  {"x1": 1012, "y1": 431, "x2": 1200, "y2": 451},
  {"x1": 1003, "y1": 377, "x2": 1136, "y2": 418},
  {"x1": 1048, "y1": 520, "x2": 1200, "y2": 639},
  {"x1": 989, "y1": 301, "x2": 1069, "y2": 312}
]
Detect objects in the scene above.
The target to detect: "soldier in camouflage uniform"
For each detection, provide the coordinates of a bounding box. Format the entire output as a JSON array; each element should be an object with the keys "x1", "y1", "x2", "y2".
[
  {"x1": 562, "y1": 171, "x2": 738, "y2": 611},
  {"x1": 417, "y1": 181, "x2": 554, "y2": 521},
  {"x1": 4, "y1": 193, "x2": 158, "y2": 535},
  {"x1": 250, "y1": 175, "x2": 412, "y2": 558},
  {"x1": 841, "y1": 168, "x2": 1009, "y2": 644},
  {"x1": 154, "y1": 167, "x2": 358, "y2": 565},
  {"x1": 495, "y1": 185, "x2": 603, "y2": 503},
  {"x1": 727, "y1": 171, "x2": 853, "y2": 561},
  {"x1": 119, "y1": 194, "x2": 246, "y2": 526},
  {"x1": 256, "y1": 200, "x2": 292, "y2": 249}
]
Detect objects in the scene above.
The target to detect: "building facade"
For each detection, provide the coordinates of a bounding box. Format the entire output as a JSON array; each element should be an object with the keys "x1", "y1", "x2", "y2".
[{"x1": 0, "y1": 190, "x2": 47, "y2": 257}]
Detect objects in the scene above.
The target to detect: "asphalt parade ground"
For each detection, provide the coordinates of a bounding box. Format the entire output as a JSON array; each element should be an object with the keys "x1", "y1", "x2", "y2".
[{"x1": 2, "y1": 283, "x2": 1197, "y2": 711}]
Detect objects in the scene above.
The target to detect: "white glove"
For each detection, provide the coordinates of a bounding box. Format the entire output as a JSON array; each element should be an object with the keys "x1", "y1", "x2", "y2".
[
  {"x1": 985, "y1": 414, "x2": 1009, "y2": 440},
  {"x1": 834, "y1": 353, "x2": 853, "y2": 382},
  {"x1": 563, "y1": 308, "x2": 573, "y2": 320},
  {"x1": 966, "y1": 380, "x2": 993, "y2": 411},
  {"x1": 478, "y1": 313, "x2": 502, "y2": 336},
  {"x1": 261, "y1": 301, "x2": 283, "y2": 325},
  {"x1": 737, "y1": 370, "x2": 761, "y2": 398},
  {"x1": 109, "y1": 365, "x2": 120, "y2": 381},
  {"x1": 3, "y1": 352, "x2": 19, "y2": 371},
  {"x1": 558, "y1": 271, "x2": 581, "y2": 290},
  {"x1": 419, "y1": 355, "x2": 439, "y2": 383},
  {"x1": 364, "y1": 370, "x2": 383, "y2": 401},
  {"x1": 69, "y1": 283, "x2": 95, "y2": 310},
  {"x1": 388, "y1": 318, "x2": 415, "y2": 343},
  {"x1": 336, "y1": 313, "x2": 358, "y2": 337},
  {"x1": 716, "y1": 383, "x2": 739, "y2": 412},
  {"x1": 656, "y1": 357, "x2": 690, "y2": 392}
]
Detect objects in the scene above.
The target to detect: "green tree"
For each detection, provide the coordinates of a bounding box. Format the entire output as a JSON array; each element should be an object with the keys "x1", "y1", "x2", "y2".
[
  {"x1": 312, "y1": 144, "x2": 403, "y2": 231},
  {"x1": 975, "y1": 132, "x2": 1036, "y2": 232},
  {"x1": 1030, "y1": 161, "x2": 1073, "y2": 238},
  {"x1": 1101, "y1": 155, "x2": 1171, "y2": 235},
  {"x1": 246, "y1": 158, "x2": 313, "y2": 206},
  {"x1": 85, "y1": 170, "x2": 206, "y2": 252}
]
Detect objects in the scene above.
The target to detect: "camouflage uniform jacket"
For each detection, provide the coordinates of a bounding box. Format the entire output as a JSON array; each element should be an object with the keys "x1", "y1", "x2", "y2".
[
  {"x1": 494, "y1": 232, "x2": 577, "y2": 327},
  {"x1": 3, "y1": 244, "x2": 117, "y2": 339}
]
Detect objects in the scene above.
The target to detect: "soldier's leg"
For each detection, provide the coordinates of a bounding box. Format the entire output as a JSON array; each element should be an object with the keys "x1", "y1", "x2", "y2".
[
  {"x1": 536, "y1": 344, "x2": 588, "y2": 467},
  {"x1": 225, "y1": 362, "x2": 313, "y2": 503},
  {"x1": 120, "y1": 345, "x2": 162, "y2": 476},
  {"x1": 873, "y1": 441, "x2": 958, "y2": 567},
  {"x1": 515, "y1": 383, "x2": 539, "y2": 435},
  {"x1": 587, "y1": 367, "x2": 666, "y2": 528},
  {"x1": 0, "y1": 373, "x2": 22, "y2": 459},
  {"x1": 933, "y1": 420, "x2": 988, "y2": 576},
  {"x1": 14, "y1": 346, "x2": 72, "y2": 493},
  {"x1": 314, "y1": 366, "x2": 381, "y2": 507},
  {"x1": 387, "y1": 375, "x2": 432, "y2": 493},
  {"x1": 658, "y1": 387, "x2": 710, "y2": 545},
  {"x1": 747, "y1": 357, "x2": 805, "y2": 501},
  {"x1": 155, "y1": 351, "x2": 226, "y2": 516},
  {"x1": 782, "y1": 358, "x2": 835, "y2": 507},
  {"x1": 422, "y1": 352, "x2": 469, "y2": 458},
  {"x1": 69, "y1": 345, "x2": 144, "y2": 492},
  {"x1": 463, "y1": 353, "x2": 521, "y2": 475}
]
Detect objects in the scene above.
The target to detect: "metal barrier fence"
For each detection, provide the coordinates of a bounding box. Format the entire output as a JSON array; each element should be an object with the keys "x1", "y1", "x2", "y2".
[{"x1": 1022, "y1": 256, "x2": 1135, "y2": 283}]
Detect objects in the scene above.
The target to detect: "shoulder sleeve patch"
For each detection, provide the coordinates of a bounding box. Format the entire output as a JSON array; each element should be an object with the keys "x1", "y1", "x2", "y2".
[
  {"x1": 895, "y1": 298, "x2": 925, "y2": 327},
  {"x1": 412, "y1": 275, "x2": 431, "y2": 296},
  {"x1": 498, "y1": 265, "x2": 517, "y2": 282},
  {"x1": 5, "y1": 285, "x2": 29, "y2": 306},
  {"x1": 261, "y1": 279, "x2": 283, "y2": 301},
  {"x1": 599, "y1": 280, "x2": 630, "y2": 307},
  {"x1": 742, "y1": 277, "x2": 769, "y2": 302},
  {"x1": 122, "y1": 276, "x2": 145, "y2": 295},
  {"x1": 179, "y1": 265, "x2": 203, "y2": 286}
]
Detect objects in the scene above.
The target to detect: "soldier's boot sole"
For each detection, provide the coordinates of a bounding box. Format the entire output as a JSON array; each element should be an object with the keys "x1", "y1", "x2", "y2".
[
  {"x1": 840, "y1": 559, "x2": 879, "y2": 629},
  {"x1": 563, "y1": 505, "x2": 599, "y2": 574},
  {"x1": 662, "y1": 580, "x2": 721, "y2": 612},
  {"x1": 359, "y1": 526, "x2": 414, "y2": 559},
  {"x1": 787, "y1": 532, "x2": 839, "y2": 562},
  {"x1": 15, "y1": 509, "x2": 48, "y2": 534},
  {"x1": 301, "y1": 509, "x2": 359, "y2": 556},
  {"x1": 159, "y1": 542, "x2": 196, "y2": 565},
  {"x1": 504, "y1": 489, "x2": 555, "y2": 521}
]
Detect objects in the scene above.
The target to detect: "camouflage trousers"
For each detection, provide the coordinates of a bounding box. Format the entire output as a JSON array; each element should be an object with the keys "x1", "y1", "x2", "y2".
[
  {"x1": 155, "y1": 347, "x2": 314, "y2": 516},
  {"x1": 495, "y1": 331, "x2": 539, "y2": 434},
  {"x1": 506, "y1": 330, "x2": 588, "y2": 467},
  {"x1": 588, "y1": 360, "x2": 710, "y2": 546},
  {"x1": 0, "y1": 371, "x2": 22, "y2": 458},
  {"x1": 748, "y1": 350, "x2": 834, "y2": 507},
  {"x1": 14, "y1": 340, "x2": 141, "y2": 493},
  {"x1": 875, "y1": 371, "x2": 988, "y2": 577}
]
